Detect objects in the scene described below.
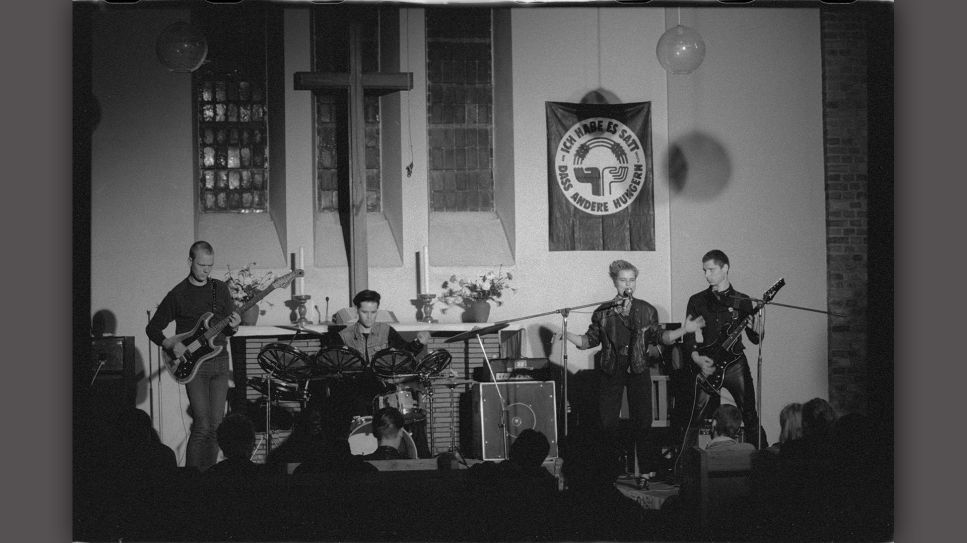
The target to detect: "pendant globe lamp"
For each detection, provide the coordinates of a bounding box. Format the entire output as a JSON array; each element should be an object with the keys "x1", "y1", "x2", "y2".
[
  {"x1": 656, "y1": 10, "x2": 706, "y2": 75},
  {"x1": 156, "y1": 21, "x2": 208, "y2": 73}
]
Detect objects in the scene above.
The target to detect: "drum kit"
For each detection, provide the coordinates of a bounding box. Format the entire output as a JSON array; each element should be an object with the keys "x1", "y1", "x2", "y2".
[{"x1": 252, "y1": 333, "x2": 465, "y2": 456}]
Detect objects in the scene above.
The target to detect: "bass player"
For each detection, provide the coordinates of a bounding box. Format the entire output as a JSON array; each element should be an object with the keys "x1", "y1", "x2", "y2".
[
  {"x1": 146, "y1": 240, "x2": 241, "y2": 471},
  {"x1": 682, "y1": 249, "x2": 768, "y2": 449}
]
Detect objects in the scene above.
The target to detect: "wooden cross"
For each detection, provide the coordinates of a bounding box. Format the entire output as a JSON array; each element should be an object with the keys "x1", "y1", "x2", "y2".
[{"x1": 294, "y1": 22, "x2": 413, "y2": 299}]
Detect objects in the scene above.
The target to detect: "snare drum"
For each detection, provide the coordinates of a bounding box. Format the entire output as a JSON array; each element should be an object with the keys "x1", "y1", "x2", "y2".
[
  {"x1": 257, "y1": 343, "x2": 313, "y2": 383},
  {"x1": 372, "y1": 388, "x2": 426, "y2": 423},
  {"x1": 347, "y1": 416, "x2": 418, "y2": 458}
]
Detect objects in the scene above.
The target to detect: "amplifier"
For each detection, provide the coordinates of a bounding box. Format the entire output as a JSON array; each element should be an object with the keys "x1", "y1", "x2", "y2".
[
  {"x1": 470, "y1": 381, "x2": 558, "y2": 460},
  {"x1": 473, "y1": 358, "x2": 551, "y2": 382}
]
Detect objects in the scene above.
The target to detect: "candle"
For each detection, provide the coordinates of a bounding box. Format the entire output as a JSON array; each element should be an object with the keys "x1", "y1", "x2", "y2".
[
  {"x1": 296, "y1": 246, "x2": 305, "y2": 295},
  {"x1": 421, "y1": 245, "x2": 429, "y2": 294}
]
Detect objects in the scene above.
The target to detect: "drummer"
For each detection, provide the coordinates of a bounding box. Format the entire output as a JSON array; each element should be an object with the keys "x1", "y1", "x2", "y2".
[
  {"x1": 337, "y1": 289, "x2": 431, "y2": 364},
  {"x1": 318, "y1": 289, "x2": 432, "y2": 456}
]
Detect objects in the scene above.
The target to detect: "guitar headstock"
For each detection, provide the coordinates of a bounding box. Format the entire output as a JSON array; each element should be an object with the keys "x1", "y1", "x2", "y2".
[
  {"x1": 762, "y1": 278, "x2": 786, "y2": 302},
  {"x1": 273, "y1": 269, "x2": 304, "y2": 289}
]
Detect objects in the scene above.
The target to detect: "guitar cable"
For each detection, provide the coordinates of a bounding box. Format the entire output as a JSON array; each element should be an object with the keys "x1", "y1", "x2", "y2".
[
  {"x1": 90, "y1": 354, "x2": 107, "y2": 386},
  {"x1": 673, "y1": 375, "x2": 708, "y2": 476}
]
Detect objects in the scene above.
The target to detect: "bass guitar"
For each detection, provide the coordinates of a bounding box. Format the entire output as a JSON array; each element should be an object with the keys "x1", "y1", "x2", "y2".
[
  {"x1": 161, "y1": 269, "x2": 303, "y2": 384},
  {"x1": 695, "y1": 278, "x2": 785, "y2": 395}
]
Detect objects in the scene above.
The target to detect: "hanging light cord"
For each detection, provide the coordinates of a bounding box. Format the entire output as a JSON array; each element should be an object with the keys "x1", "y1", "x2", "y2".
[
  {"x1": 596, "y1": 8, "x2": 602, "y2": 89},
  {"x1": 403, "y1": 8, "x2": 414, "y2": 177}
]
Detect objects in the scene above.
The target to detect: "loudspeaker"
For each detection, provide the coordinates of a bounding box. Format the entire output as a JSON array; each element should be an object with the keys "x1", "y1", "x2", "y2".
[
  {"x1": 89, "y1": 336, "x2": 136, "y2": 416},
  {"x1": 470, "y1": 381, "x2": 558, "y2": 461},
  {"x1": 91, "y1": 336, "x2": 134, "y2": 374}
]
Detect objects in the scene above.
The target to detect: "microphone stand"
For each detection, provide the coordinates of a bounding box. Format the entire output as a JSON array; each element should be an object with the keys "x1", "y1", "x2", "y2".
[
  {"x1": 730, "y1": 295, "x2": 845, "y2": 450},
  {"x1": 146, "y1": 310, "x2": 155, "y2": 424},
  {"x1": 490, "y1": 296, "x2": 624, "y2": 438}
]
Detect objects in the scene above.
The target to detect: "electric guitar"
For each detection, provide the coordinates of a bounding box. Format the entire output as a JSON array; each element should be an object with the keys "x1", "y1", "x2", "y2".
[
  {"x1": 695, "y1": 278, "x2": 785, "y2": 395},
  {"x1": 161, "y1": 269, "x2": 303, "y2": 384}
]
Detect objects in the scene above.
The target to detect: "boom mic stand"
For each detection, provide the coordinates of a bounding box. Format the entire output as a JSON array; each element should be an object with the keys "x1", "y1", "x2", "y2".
[
  {"x1": 731, "y1": 294, "x2": 845, "y2": 450},
  {"x1": 485, "y1": 296, "x2": 624, "y2": 438},
  {"x1": 445, "y1": 324, "x2": 512, "y2": 459}
]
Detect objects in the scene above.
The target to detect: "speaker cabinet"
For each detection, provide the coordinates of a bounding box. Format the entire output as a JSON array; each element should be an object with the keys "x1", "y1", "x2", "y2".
[
  {"x1": 470, "y1": 381, "x2": 558, "y2": 461},
  {"x1": 89, "y1": 336, "x2": 136, "y2": 415}
]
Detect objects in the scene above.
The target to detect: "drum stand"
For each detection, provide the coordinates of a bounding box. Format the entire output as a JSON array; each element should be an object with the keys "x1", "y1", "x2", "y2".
[
  {"x1": 262, "y1": 374, "x2": 275, "y2": 453},
  {"x1": 446, "y1": 381, "x2": 459, "y2": 453},
  {"x1": 422, "y1": 378, "x2": 437, "y2": 455}
]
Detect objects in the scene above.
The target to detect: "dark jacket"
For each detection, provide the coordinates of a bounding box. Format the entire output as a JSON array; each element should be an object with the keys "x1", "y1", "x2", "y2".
[{"x1": 581, "y1": 297, "x2": 661, "y2": 375}]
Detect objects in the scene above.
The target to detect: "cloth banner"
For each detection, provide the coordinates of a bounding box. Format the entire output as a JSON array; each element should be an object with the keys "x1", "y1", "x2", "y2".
[{"x1": 546, "y1": 101, "x2": 654, "y2": 251}]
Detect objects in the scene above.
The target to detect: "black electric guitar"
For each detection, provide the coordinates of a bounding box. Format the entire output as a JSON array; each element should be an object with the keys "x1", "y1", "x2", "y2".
[
  {"x1": 161, "y1": 269, "x2": 303, "y2": 384},
  {"x1": 695, "y1": 278, "x2": 785, "y2": 395}
]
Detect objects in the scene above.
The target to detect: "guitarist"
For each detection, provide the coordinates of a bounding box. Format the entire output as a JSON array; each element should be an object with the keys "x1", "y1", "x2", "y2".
[
  {"x1": 146, "y1": 241, "x2": 241, "y2": 471},
  {"x1": 682, "y1": 250, "x2": 767, "y2": 449}
]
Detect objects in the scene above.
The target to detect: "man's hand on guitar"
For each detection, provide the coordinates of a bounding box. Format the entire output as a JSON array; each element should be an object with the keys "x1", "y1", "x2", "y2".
[
  {"x1": 228, "y1": 311, "x2": 241, "y2": 329},
  {"x1": 170, "y1": 341, "x2": 188, "y2": 359},
  {"x1": 693, "y1": 354, "x2": 715, "y2": 376}
]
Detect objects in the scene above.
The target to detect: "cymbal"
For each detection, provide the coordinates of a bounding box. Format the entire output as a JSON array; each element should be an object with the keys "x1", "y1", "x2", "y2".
[
  {"x1": 444, "y1": 322, "x2": 510, "y2": 343},
  {"x1": 277, "y1": 325, "x2": 330, "y2": 338}
]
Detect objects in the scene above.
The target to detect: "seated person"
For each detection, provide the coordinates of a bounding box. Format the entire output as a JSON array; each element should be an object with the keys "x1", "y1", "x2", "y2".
[
  {"x1": 313, "y1": 290, "x2": 431, "y2": 449},
  {"x1": 363, "y1": 407, "x2": 408, "y2": 461},
  {"x1": 552, "y1": 428, "x2": 646, "y2": 541},
  {"x1": 204, "y1": 413, "x2": 262, "y2": 478},
  {"x1": 766, "y1": 402, "x2": 803, "y2": 454},
  {"x1": 706, "y1": 404, "x2": 756, "y2": 452},
  {"x1": 114, "y1": 406, "x2": 178, "y2": 483},
  {"x1": 265, "y1": 399, "x2": 328, "y2": 469},
  {"x1": 468, "y1": 429, "x2": 555, "y2": 483}
]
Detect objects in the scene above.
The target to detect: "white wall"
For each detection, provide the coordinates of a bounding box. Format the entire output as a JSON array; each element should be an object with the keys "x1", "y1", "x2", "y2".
[
  {"x1": 667, "y1": 8, "x2": 828, "y2": 440},
  {"x1": 506, "y1": 7, "x2": 673, "y2": 370},
  {"x1": 88, "y1": 5, "x2": 826, "y2": 455},
  {"x1": 91, "y1": 8, "x2": 198, "y2": 460}
]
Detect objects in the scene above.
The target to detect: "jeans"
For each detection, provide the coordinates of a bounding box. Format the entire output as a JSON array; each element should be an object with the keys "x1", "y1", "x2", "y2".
[
  {"x1": 599, "y1": 363, "x2": 657, "y2": 473},
  {"x1": 184, "y1": 354, "x2": 230, "y2": 471}
]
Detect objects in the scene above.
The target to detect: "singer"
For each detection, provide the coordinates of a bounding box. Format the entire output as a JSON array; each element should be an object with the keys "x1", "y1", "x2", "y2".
[{"x1": 564, "y1": 259, "x2": 703, "y2": 477}]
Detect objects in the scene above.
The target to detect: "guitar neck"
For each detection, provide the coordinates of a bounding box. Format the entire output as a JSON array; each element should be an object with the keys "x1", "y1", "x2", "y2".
[
  {"x1": 721, "y1": 314, "x2": 754, "y2": 350},
  {"x1": 203, "y1": 284, "x2": 277, "y2": 340},
  {"x1": 718, "y1": 279, "x2": 784, "y2": 351},
  {"x1": 200, "y1": 269, "x2": 302, "y2": 341}
]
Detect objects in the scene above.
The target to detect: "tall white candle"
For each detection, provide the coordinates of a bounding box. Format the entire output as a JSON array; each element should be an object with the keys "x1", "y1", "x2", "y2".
[
  {"x1": 421, "y1": 245, "x2": 429, "y2": 294},
  {"x1": 296, "y1": 246, "x2": 305, "y2": 295}
]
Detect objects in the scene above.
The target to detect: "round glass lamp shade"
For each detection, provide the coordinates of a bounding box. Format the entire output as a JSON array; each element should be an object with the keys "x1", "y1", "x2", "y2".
[
  {"x1": 656, "y1": 25, "x2": 706, "y2": 74},
  {"x1": 156, "y1": 21, "x2": 208, "y2": 73}
]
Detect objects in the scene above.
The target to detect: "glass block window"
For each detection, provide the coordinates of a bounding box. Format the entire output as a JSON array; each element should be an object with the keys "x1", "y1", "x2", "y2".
[
  {"x1": 194, "y1": 9, "x2": 270, "y2": 213},
  {"x1": 313, "y1": 7, "x2": 382, "y2": 213},
  {"x1": 426, "y1": 8, "x2": 494, "y2": 212},
  {"x1": 196, "y1": 78, "x2": 268, "y2": 212}
]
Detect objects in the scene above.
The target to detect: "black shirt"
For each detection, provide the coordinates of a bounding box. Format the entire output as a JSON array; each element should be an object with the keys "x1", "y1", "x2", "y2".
[{"x1": 682, "y1": 285, "x2": 760, "y2": 358}]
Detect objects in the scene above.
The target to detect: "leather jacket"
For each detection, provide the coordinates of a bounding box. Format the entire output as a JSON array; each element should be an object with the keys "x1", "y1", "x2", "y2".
[{"x1": 581, "y1": 297, "x2": 661, "y2": 376}]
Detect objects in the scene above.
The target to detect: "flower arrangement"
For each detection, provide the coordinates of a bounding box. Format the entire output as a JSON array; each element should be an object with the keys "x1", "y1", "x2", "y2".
[
  {"x1": 224, "y1": 263, "x2": 275, "y2": 307},
  {"x1": 441, "y1": 268, "x2": 516, "y2": 308}
]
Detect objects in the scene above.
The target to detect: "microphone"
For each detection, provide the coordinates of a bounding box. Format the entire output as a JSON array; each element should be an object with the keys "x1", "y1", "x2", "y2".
[{"x1": 623, "y1": 289, "x2": 633, "y2": 298}]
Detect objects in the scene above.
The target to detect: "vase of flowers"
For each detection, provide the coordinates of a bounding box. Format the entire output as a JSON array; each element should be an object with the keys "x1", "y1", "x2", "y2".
[
  {"x1": 441, "y1": 268, "x2": 515, "y2": 323},
  {"x1": 225, "y1": 263, "x2": 275, "y2": 325}
]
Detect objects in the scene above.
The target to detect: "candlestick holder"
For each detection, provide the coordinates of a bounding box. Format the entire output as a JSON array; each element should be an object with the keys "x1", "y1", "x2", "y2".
[
  {"x1": 293, "y1": 294, "x2": 312, "y2": 328},
  {"x1": 418, "y1": 293, "x2": 437, "y2": 323}
]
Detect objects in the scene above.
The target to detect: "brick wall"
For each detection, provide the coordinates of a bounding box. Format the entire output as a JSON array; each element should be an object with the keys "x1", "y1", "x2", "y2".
[{"x1": 821, "y1": 7, "x2": 877, "y2": 416}]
